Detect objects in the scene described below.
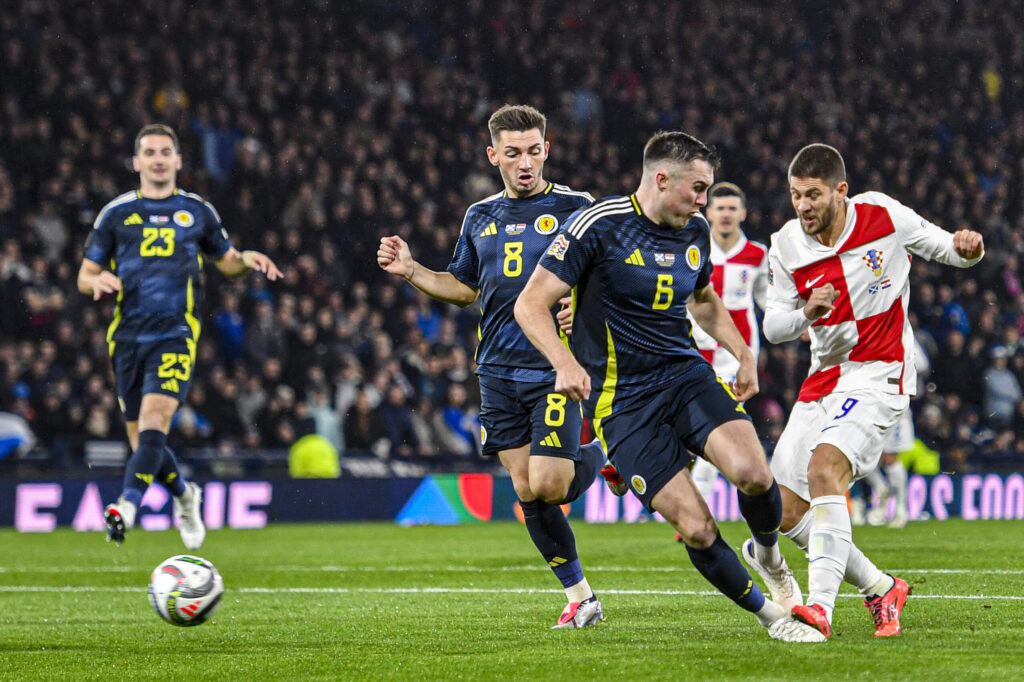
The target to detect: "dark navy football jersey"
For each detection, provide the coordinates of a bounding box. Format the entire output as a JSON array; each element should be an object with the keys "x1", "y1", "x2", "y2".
[
  {"x1": 84, "y1": 189, "x2": 233, "y2": 345},
  {"x1": 538, "y1": 194, "x2": 714, "y2": 418},
  {"x1": 448, "y1": 182, "x2": 594, "y2": 382}
]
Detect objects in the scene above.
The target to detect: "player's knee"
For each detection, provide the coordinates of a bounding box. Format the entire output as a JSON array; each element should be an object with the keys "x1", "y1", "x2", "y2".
[
  {"x1": 673, "y1": 516, "x2": 718, "y2": 549},
  {"x1": 806, "y1": 461, "x2": 840, "y2": 496},
  {"x1": 530, "y1": 476, "x2": 569, "y2": 505},
  {"x1": 730, "y1": 460, "x2": 773, "y2": 496}
]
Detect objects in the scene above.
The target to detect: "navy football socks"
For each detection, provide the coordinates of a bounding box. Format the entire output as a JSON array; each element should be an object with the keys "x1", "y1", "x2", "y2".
[
  {"x1": 737, "y1": 480, "x2": 783, "y2": 547},
  {"x1": 686, "y1": 533, "x2": 766, "y2": 612},
  {"x1": 159, "y1": 446, "x2": 188, "y2": 497},
  {"x1": 122, "y1": 429, "x2": 168, "y2": 506},
  {"x1": 521, "y1": 499, "x2": 584, "y2": 588}
]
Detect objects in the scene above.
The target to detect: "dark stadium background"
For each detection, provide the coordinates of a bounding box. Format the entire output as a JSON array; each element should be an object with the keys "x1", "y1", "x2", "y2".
[{"x1": 1, "y1": 0, "x2": 1023, "y2": 481}]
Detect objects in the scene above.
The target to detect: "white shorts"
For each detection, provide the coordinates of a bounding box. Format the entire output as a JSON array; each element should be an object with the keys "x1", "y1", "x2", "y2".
[
  {"x1": 882, "y1": 405, "x2": 915, "y2": 453},
  {"x1": 771, "y1": 390, "x2": 910, "y2": 502}
]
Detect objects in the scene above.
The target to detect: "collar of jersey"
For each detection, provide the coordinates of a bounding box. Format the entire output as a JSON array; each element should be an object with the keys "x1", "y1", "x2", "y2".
[{"x1": 502, "y1": 182, "x2": 553, "y2": 201}]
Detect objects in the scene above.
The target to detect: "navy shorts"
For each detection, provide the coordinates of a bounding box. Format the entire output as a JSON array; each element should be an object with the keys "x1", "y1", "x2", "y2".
[
  {"x1": 478, "y1": 374, "x2": 584, "y2": 459},
  {"x1": 111, "y1": 337, "x2": 196, "y2": 421},
  {"x1": 593, "y1": 363, "x2": 751, "y2": 511}
]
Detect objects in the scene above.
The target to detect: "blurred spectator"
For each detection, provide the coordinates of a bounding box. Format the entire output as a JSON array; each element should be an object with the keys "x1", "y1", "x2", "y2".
[
  {"x1": 378, "y1": 384, "x2": 420, "y2": 458},
  {"x1": 983, "y1": 346, "x2": 1022, "y2": 428},
  {"x1": 344, "y1": 388, "x2": 387, "y2": 455}
]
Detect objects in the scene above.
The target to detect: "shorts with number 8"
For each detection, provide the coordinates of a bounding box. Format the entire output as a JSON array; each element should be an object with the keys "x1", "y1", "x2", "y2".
[{"x1": 477, "y1": 375, "x2": 584, "y2": 459}]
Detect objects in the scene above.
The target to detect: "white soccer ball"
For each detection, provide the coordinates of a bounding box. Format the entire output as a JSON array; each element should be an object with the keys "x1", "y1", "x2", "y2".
[{"x1": 148, "y1": 555, "x2": 224, "y2": 626}]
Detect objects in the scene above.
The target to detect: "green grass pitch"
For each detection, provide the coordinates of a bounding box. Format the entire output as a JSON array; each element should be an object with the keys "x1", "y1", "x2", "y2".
[{"x1": 1, "y1": 519, "x2": 1022, "y2": 680}]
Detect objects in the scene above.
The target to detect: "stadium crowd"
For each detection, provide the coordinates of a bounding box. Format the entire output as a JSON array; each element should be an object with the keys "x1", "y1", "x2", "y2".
[{"x1": 1, "y1": 0, "x2": 1023, "y2": 472}]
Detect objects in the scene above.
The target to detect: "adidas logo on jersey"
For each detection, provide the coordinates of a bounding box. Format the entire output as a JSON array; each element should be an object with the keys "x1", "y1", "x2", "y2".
[
  {"x1": 480, "y1": 222, "x2": 498, "y2": 237},
  {"x1": 161, "y1": 379, "x2": 180, "y2": 393},
  {"x1": 540, "y1": 432, "x2": 562, "y2": 448},
  {"x1": 123, "y1": 213, "x2": 144, "y2": 225},
  {"x1": 625, "y1": 249, "x2": 645, "y2": 266}
]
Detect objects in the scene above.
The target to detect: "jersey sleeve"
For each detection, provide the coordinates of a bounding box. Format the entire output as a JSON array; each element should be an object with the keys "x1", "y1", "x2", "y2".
[
  {"x1": 696, "y1": 250, "x2": 713, "y2": 291},
  {"x1": 198, "y1": 201, "x2": 233, "y2": 258},
  {"x1": 537, "y1": 210, "x2": 600, "y2": 287},
  {"x1": 752, "y1": 246, "x2": 769, "y2": 310},
  {"x1": 446, "y1": 207, "x2": 480, "y2": 289},
  {"x1": 693, "y1": 214, "x2": 713, "y2": 290},
  {"x1": 868, "y1": 192, "x2": 984, "y2": 267},
  {"x1": 762, "y1": 233, "x2": 813, "y2": 343},
  {"x1": 83, "y1": 211, "x2": 116, "y2": 265}
]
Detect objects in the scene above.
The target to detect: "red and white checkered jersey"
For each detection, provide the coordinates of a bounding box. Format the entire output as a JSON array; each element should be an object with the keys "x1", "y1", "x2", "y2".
[
  {"x1": 765, "y1": 191, "x2": 982, "y2": 402},
  {"x1": 688, "y1": 233, "x2": 768, "y2": 379}
]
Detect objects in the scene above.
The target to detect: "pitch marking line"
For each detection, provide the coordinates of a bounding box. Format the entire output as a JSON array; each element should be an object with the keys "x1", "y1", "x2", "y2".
[
  {"x1": 2, "y1": 566, "x2": 1023, "y2": 575},
  {"x1": 1, "y1": 585, "x2": 1022, "y2": 600}
]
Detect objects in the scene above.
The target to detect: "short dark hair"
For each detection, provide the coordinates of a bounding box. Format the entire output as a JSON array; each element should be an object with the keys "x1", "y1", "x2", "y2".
[
  {"x1": 487, "y1": 105, "x2": 546, "y2": 144},
  {"x1": 643, "y1": 131, "x2": 720, "y2": 170},
  {"x1": 788, "y1": 143, "x2": 846, "y2": 186},
  {"x1": 134, "y1": 124, "x2": 179, "y2": 154},
  {"x1": 709, "y1": 181, "x2": 746, "y2": 207}
]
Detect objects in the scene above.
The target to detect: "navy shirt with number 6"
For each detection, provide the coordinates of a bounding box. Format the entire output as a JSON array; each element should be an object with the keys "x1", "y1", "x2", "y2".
[
  {"x1": 538, "y1": 194, "x2": 713, "y2": 419},
  {"x1": 447, "y1": 182, "x2": 593, "y2": 383},
  {"x1": 84, "y1": 188, "x2": 233, "y2": 346}
]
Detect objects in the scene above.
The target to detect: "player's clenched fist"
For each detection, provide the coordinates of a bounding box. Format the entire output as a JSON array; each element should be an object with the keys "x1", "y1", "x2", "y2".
[
  {"x1": 952, "y1": 229, "x2": 984, "y2": 260},
  {"x1": 378, "y1": 235, "x2": 414, "y2": 280},
  {"x1": 803, "y1": 283, "x2": 838, "y2": 320}
]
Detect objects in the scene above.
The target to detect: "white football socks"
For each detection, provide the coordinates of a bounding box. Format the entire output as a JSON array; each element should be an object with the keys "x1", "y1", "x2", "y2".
[
  {"x1": 116, "y1": 496, "x2": 138, "y2": 529},
  {"x1": 566, "y1": 577, "x2": 592, "y2": 604},
  {"x1": 885, "y1": 460, "x2": 908, "y2": 516},
  {"x1": 785, "y1": 507, "x2": 889, "y2": 597},
  {"x1": 806, "y1": 495, "x2": 852, "y2": 623},
  {"x1": 864, "y1": 467, "x2": 888, "y2": 505},
  {"x1": 754, "y1": 597, "x2": 787, "y2": 626}
]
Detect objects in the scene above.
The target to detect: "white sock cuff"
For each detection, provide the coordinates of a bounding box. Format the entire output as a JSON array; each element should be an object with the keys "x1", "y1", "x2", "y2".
[
  {"x1": 810, "y1": 494, "x2": 847, "y2": 508},
  {"x1": 784, "y1": 510, "x2": 813, "y2": 551}
]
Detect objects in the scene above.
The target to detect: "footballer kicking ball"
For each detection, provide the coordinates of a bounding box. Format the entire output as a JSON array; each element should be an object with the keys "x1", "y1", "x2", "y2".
[{"x1": 148, "y1": 555, "x2": 224, "y2": 626}]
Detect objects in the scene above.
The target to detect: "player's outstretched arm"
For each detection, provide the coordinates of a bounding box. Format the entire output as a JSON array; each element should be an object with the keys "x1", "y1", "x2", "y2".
[
  {"x1": 215, "y1": 247, "x2": 283, "y2": 281},
  {"x1": 689, "y1": 283, "x2": 759, "y2": 401},
  {"x1": 377, "y1": 235, "x2": 478, "y2": 307},
  {"x1": 515, "y1": 266, "x2": 590, "y2": 401},
  {"x1": 77, "y1": 258, "x2": 122, "y2": 301}
]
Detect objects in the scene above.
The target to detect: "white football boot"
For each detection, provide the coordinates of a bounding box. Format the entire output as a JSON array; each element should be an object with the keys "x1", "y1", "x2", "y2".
[
  {"x1": 552, "y1": 596, "x2": 605, "y2": 629},
  {"x1": 174, "y1": 482, "x2": 206, "y2": 550},
  {"x1": 768, "y1": 616, "x2": 828, "y2": 643},
  {"x1": 742, "y1": 539, "x2": 802, "y2": 611}
]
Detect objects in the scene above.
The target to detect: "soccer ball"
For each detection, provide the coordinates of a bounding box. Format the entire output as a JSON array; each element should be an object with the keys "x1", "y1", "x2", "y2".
[{"x1": 148, "y1": 555, "x2": 224, "y2": 626}]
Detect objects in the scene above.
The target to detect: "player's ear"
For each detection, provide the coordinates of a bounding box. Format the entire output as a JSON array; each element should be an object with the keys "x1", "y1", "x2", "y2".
[
  {"x1": 543, "y1": 140, "x2": 550, "y2": 160},
  {"x1": 835, "y1": 181, "x2": 849, "y2": 198},
  {"x1": 175, "y1": 153, "x2": 183, "y2": 171},
  {"x1": 486, "y1": 146, "x2": 499, "y2": 166},
  {"x1": 132, "y1": 156, "x2": 141, "y2": 173}
]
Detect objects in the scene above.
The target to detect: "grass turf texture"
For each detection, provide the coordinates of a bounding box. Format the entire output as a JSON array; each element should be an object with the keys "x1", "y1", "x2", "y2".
[{"x1": 1, "y1": 519, "x2": 1021, "y2": 680}]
